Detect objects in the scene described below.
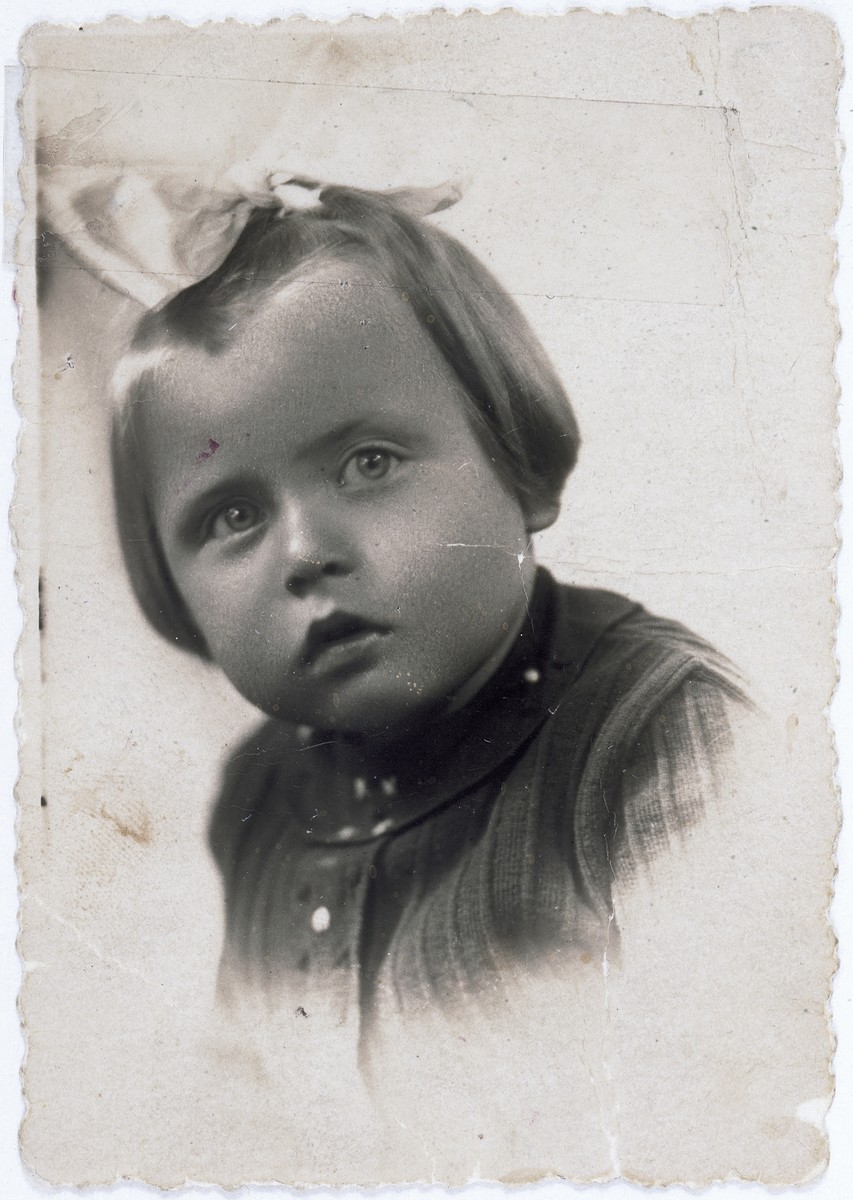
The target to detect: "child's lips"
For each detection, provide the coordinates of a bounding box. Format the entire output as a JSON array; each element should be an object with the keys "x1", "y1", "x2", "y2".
[{"x1": 300, "y1": 612, "x2": 391, "y2": 671}]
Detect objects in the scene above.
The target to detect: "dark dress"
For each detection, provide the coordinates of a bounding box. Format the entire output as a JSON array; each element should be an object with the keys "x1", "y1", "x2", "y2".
[{"x1": 209, "y1": 568, "x2": 745, "y2": 1027}]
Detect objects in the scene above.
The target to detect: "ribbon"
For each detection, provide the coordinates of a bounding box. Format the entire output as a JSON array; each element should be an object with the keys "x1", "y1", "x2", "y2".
[{"x1": 38, "y1": 158, "x2": 462, "y2": 309}]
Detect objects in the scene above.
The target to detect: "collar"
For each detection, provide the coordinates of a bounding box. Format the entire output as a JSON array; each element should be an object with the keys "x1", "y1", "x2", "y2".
[{"x1": 287, "y1": 569, "x2": 640, "y2": 846}]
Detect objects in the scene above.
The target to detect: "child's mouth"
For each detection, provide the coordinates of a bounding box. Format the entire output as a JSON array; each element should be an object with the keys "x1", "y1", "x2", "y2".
[{"x1": 301, "y1": 612, "x2": 390, "y2": 670}]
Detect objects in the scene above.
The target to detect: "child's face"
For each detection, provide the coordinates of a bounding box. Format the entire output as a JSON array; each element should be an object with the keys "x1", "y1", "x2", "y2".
[{"x1": 142, "y1": 264, "x2": 543, "y2": 732}]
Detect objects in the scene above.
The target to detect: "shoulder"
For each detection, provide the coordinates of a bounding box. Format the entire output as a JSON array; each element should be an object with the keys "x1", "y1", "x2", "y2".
[
  {"x1": 544, "y1": 579, "x2": 748, "y2": 747},
  {"x1": 547, "y1": 580, "x2": 748, "y2": 732},
  {"x1": 540, "y1": 579, "x2": 752, "y2": 902},
  {"x1": 207, "y1": 717, "x2": 303, "y2": 880}
]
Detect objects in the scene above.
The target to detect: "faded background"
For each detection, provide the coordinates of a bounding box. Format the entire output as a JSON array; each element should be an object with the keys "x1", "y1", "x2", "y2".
[{"x1": 5, "y1": 2, "x2": 849, "y2": 1195}]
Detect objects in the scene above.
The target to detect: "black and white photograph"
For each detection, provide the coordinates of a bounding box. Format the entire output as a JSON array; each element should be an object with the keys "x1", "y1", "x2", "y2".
[{"x1": 6, "y1": 4, "x2": 846, "y2": 1191}]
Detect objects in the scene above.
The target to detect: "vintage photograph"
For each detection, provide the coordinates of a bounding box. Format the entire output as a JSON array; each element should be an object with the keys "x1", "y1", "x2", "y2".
[{"x1": 13, "y1": 8, "x2": 840, "y2": 1188}]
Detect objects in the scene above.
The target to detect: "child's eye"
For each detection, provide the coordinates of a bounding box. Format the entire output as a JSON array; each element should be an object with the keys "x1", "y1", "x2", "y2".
[
  {"x1": 207, "y1": 500, "x2": 263, "y2": 541},
  {"x1": 339, "y1": 448, "x2": 400, "y2": 487}
]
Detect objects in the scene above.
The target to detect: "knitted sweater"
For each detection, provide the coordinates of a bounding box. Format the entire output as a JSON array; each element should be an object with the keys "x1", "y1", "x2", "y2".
[{"x1": 208, "y1": 568, "x2": 746, "y2": 1026}]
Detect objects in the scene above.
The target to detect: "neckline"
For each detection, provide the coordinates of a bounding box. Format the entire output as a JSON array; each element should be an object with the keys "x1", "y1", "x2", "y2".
[{"x1": 290, "y1": 569, "x2": 577, "y2": 844}]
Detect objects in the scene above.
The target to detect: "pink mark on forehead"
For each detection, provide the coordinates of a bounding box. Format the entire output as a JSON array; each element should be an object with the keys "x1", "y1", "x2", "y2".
[
  {"x1": 175, "y1": 438, "x2": 222, "y2": 495},
  {"x1": 196, "y1": 438, "x2": 220, "y2": 463}
]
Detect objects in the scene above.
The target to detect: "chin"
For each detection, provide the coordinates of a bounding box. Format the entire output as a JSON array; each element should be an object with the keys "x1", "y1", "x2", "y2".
[{"x1": 299, "y1": 686, "x2": 446, "y2": 736}]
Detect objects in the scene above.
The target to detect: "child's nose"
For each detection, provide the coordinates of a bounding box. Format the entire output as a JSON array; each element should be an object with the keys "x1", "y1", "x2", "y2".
[{"x1": 276, "y1": 498, "x2": 351, "y2": 598}]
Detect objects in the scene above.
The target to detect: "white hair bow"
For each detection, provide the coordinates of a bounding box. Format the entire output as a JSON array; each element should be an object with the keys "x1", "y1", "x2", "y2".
[
  {"x1": 38, "y1": 162, "x2": 328, "y2": 308},
  {"x1": 38, "y1": 159, "x2": 461, "y2": 309}
]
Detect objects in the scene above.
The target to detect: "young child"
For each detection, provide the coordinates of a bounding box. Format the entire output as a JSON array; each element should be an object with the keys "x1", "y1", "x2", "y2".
[{"x1": 110, "y1": 179, "x2": 748, "y2": 1050}]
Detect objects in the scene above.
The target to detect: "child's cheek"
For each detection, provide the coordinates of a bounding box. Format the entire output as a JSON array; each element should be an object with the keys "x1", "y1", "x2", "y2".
[
  {"x1": 390, "y1": 468, "x2": 531, "y2": 617},
  {"x1": 407, "y1": 458, "x2": 520, "y2": 539},
  {"x1": 178, "y1": 555, "x2": 277, "y2": 673}
]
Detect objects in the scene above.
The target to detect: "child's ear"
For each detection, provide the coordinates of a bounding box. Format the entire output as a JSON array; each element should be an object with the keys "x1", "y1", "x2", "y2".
[{"x1": 524, "y1": 500, "x2": 560, "y2": 534}]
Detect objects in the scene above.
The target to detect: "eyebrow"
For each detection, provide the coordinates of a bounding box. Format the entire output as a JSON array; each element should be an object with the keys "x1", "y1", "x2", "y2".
[{"x1": 290, "y1": 416, "x2": 408, "y2": 463}]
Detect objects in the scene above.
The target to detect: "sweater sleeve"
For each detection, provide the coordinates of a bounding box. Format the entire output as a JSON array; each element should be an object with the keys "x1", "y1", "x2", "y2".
[
  {"x1": 609, "y1": 672, "x2": 741, "y2": 887},
  {"x1": 564, "y1": 616, "x2": 752, "y2": 917}
]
